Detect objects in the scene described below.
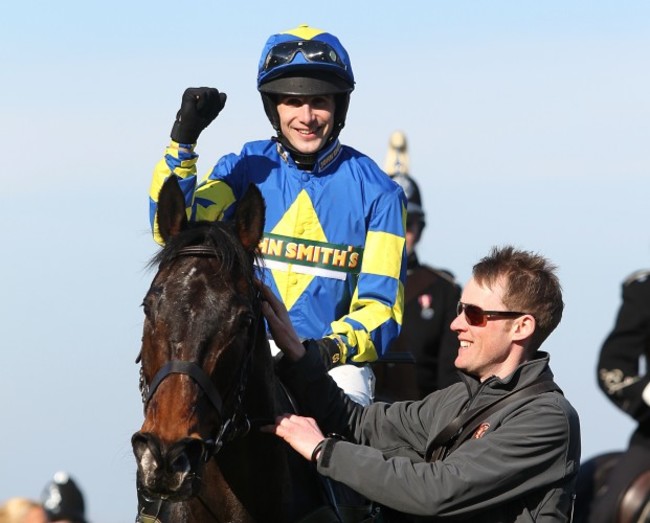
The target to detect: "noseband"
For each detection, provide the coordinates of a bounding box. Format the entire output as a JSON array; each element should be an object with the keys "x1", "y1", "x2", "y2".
[{"x1": 138, "y1": 244, "x2": 262, "y2": 459}]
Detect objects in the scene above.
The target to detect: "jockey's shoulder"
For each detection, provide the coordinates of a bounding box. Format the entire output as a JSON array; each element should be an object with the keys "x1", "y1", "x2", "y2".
[{"x1": 623, "y1": 269, "x2": 650, "y2": 287}]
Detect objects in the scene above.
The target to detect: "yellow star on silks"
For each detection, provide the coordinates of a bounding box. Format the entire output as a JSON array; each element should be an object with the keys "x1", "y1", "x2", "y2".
[{"x1": 270, "y1": 190, "x2": 327, "y2": 311}]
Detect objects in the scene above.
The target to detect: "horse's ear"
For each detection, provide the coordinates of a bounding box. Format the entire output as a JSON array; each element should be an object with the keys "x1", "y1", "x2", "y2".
[
  {"x1": 234, "y1": 183, "x2": 266, "y2": 252},
  {"x1": 157, "y1": 176, "x2": 188, "y2": 242}
]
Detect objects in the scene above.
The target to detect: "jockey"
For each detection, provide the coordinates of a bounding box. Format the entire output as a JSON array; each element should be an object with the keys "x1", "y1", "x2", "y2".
[{"x1": 148, "y1": 24, "x2": 407, "y2": 406}]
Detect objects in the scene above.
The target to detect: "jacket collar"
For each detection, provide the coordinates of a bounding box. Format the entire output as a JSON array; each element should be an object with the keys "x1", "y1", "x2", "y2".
[
  {"x1": 275, "y1": 138, "x2": 343, "y2": 174},
  {"x1": 460, "y1": 351, "x2": 553, "y2": 397}
]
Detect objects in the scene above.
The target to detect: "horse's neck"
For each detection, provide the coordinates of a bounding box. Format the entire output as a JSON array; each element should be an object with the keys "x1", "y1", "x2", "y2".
[
  {"x1": 196, "y1": 460, "x2": 259, "y2": 522},
  {"x1": 152, "y1": 499, "x2": 229, "y2": 523},
  {"x1": 203, "y1": 430, "x2": 288, "y2": 522},
  {"x1": 196, "y1": 339, "x2": 290, "y2": 522},
  {"x1": 246, "y1": 338, "x2": 283, "y2": 419}
]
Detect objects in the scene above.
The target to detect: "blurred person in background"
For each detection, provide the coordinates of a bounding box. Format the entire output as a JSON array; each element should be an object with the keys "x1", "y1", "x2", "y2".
[
  {"x1": 373, "y1": 132, "x2": 461, "y2": 401},
  {"x1": 0, "y1": 498, "x2": 47, "y2": 523},
  {"x1": 591, "y1": 269, "x2": 650, "y2": 522},
  {"x1": 40, "y1": 472, "x2": 88, "y2": 523}
]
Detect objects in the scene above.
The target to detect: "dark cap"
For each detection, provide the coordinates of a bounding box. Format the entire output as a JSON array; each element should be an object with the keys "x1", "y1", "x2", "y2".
[{"x1": 41, "y1": 472, "x2": 87, "y2": 523}]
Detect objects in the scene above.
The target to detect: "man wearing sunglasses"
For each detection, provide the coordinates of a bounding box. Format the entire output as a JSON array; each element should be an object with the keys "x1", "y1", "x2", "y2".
[
  {"x1": 147, "y1": 25, "x2": 406, "y2": 407},
  {"x1": 262, "y1": 245, "x2": 581, "y2": 522}
]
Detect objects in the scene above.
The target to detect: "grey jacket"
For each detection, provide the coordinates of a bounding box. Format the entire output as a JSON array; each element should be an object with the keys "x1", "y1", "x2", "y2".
[{"x1": 278, "y1": 348, "x2": 581, "y2": 522}]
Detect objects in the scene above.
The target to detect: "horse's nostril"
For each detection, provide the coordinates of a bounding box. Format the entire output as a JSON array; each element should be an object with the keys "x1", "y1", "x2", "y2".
[
  {"x1": 184, "y1": 439, "x2": 206, "y2": 466},
  {"x1": 166, "y1": 438, "x2": 205, "y2": 475},
  {"x1": 132, "y1": 432, "x2": 153, "y2": 461},
  {"x1": 132, "y1": 432, "x2": 148, "y2": 445},
  {"x1": 169, "y1": 452, "x2": 191, "y2": 474}
]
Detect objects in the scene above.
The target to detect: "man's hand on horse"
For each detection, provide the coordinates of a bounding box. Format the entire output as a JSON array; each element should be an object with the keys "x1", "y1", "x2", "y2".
[
  {"x1": 261, "y1": 414, "x2": 326, "y2": 462},
  {"x1": 257, "y1": 280, "x2": 306, "y2": 361}
]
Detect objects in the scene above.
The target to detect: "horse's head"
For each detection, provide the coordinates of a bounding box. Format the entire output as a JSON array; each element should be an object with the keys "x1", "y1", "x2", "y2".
[{"x1": 132, "y1": 176, "x2": 266, "y2": 502}]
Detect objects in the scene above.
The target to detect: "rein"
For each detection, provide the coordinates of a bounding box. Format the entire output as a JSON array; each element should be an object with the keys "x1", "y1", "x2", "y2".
[{"x1": 138, "y1": 244, "x2": 263, "y2": 460}]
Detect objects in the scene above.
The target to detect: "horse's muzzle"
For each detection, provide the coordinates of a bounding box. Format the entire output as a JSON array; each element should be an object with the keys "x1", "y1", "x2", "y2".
[{"x1": 132, "y1": 431, "x2": 207, "y2": 501}]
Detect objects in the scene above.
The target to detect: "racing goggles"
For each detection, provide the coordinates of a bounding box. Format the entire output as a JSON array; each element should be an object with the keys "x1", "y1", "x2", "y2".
[
  {"x1": 457, "y1": 301, "x2": 528, "y2": 327},
  {"x1": 263, "y1": 40, "x2": 345, "y2": 71}
]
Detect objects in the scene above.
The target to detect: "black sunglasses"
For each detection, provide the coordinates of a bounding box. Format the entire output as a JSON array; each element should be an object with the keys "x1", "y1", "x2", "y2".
[
  {"x1": 263, "y1": 40, "x2": 345, "y2": 71},
  {"x1": 456, "y1": 301, "x2": 528, "y2": 327}
]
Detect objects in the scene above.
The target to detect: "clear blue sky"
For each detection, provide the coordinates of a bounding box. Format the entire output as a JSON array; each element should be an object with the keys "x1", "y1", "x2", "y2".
[{"x1": 1, "y1": 1, "x2": 649, "y2": 521}]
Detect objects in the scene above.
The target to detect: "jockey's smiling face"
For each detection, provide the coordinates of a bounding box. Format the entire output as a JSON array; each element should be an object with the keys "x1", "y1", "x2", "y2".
[{"x1": 276, "y1": 94, "x2": 335, "y2": 155}]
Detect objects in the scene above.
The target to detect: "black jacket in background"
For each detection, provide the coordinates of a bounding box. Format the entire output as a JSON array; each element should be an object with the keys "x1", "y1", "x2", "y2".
[
  {"x1": 598, "y1": 269, "x2": 650, "y2": 445},
  {"x1": 373, "y1": 252, "x2": 461, "y2": 401}
]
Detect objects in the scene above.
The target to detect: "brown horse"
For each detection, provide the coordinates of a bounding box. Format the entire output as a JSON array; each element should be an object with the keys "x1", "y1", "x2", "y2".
[
  {"x1": 573, "y1": 451, "x2": 650, "y2": 523},
  {"x1": 131, "y1": 176, "x2": 326, "y2": 522}
]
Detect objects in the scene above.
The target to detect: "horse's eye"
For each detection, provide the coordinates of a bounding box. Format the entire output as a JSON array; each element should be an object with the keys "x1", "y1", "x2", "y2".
[
  {"x1": 142, "y1": 300, "x2": 152, "y2": 318},
  {"x1": 142, "y1": 286, "x2": 161, "y2": 319},
  {"x1": 241, "y1": 313, "x2": 254, "y2": 330}
]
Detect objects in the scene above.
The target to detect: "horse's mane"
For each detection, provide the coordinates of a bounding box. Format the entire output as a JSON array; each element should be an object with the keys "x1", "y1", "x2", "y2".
[{"x1": 148, "y1": 221, "x2": 256, "y2": 279}]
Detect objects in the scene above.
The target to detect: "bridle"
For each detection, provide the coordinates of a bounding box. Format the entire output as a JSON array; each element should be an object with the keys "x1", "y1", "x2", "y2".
[
  {"x1": 137, "y1": 244, "x2": 263, "y2": 461},
  {"x1": 136, "y1": 244, "x2": 348, "y2": 523}
]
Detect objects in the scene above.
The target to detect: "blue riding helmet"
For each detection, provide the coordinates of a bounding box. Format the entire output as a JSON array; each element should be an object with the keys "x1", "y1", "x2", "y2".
[
  {"x1": 257, "y1": 25, "x2": 355, "y2": 141},
  {"x1": 257, "y1": 24, "x2": 355, "y2": 95}
]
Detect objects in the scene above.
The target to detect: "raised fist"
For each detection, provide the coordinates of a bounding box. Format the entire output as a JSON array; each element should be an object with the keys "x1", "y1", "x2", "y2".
[{"x1": 170, "y1": 87, "x2": 227, "y2": 144}]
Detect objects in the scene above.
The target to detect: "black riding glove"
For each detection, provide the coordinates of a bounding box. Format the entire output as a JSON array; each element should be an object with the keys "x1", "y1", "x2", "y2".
[
  {"x1": 304, "y1": 338, "x2": 343, "y2": 371},
  {"x1": 170, "y1": 87, "x2": 227, "y2": 144}
]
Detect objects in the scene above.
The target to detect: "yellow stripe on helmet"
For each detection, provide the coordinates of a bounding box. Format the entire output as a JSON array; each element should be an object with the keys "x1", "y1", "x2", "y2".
[{"x1": 282, "y1": 24, "x2": 326, "y2": 40}]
